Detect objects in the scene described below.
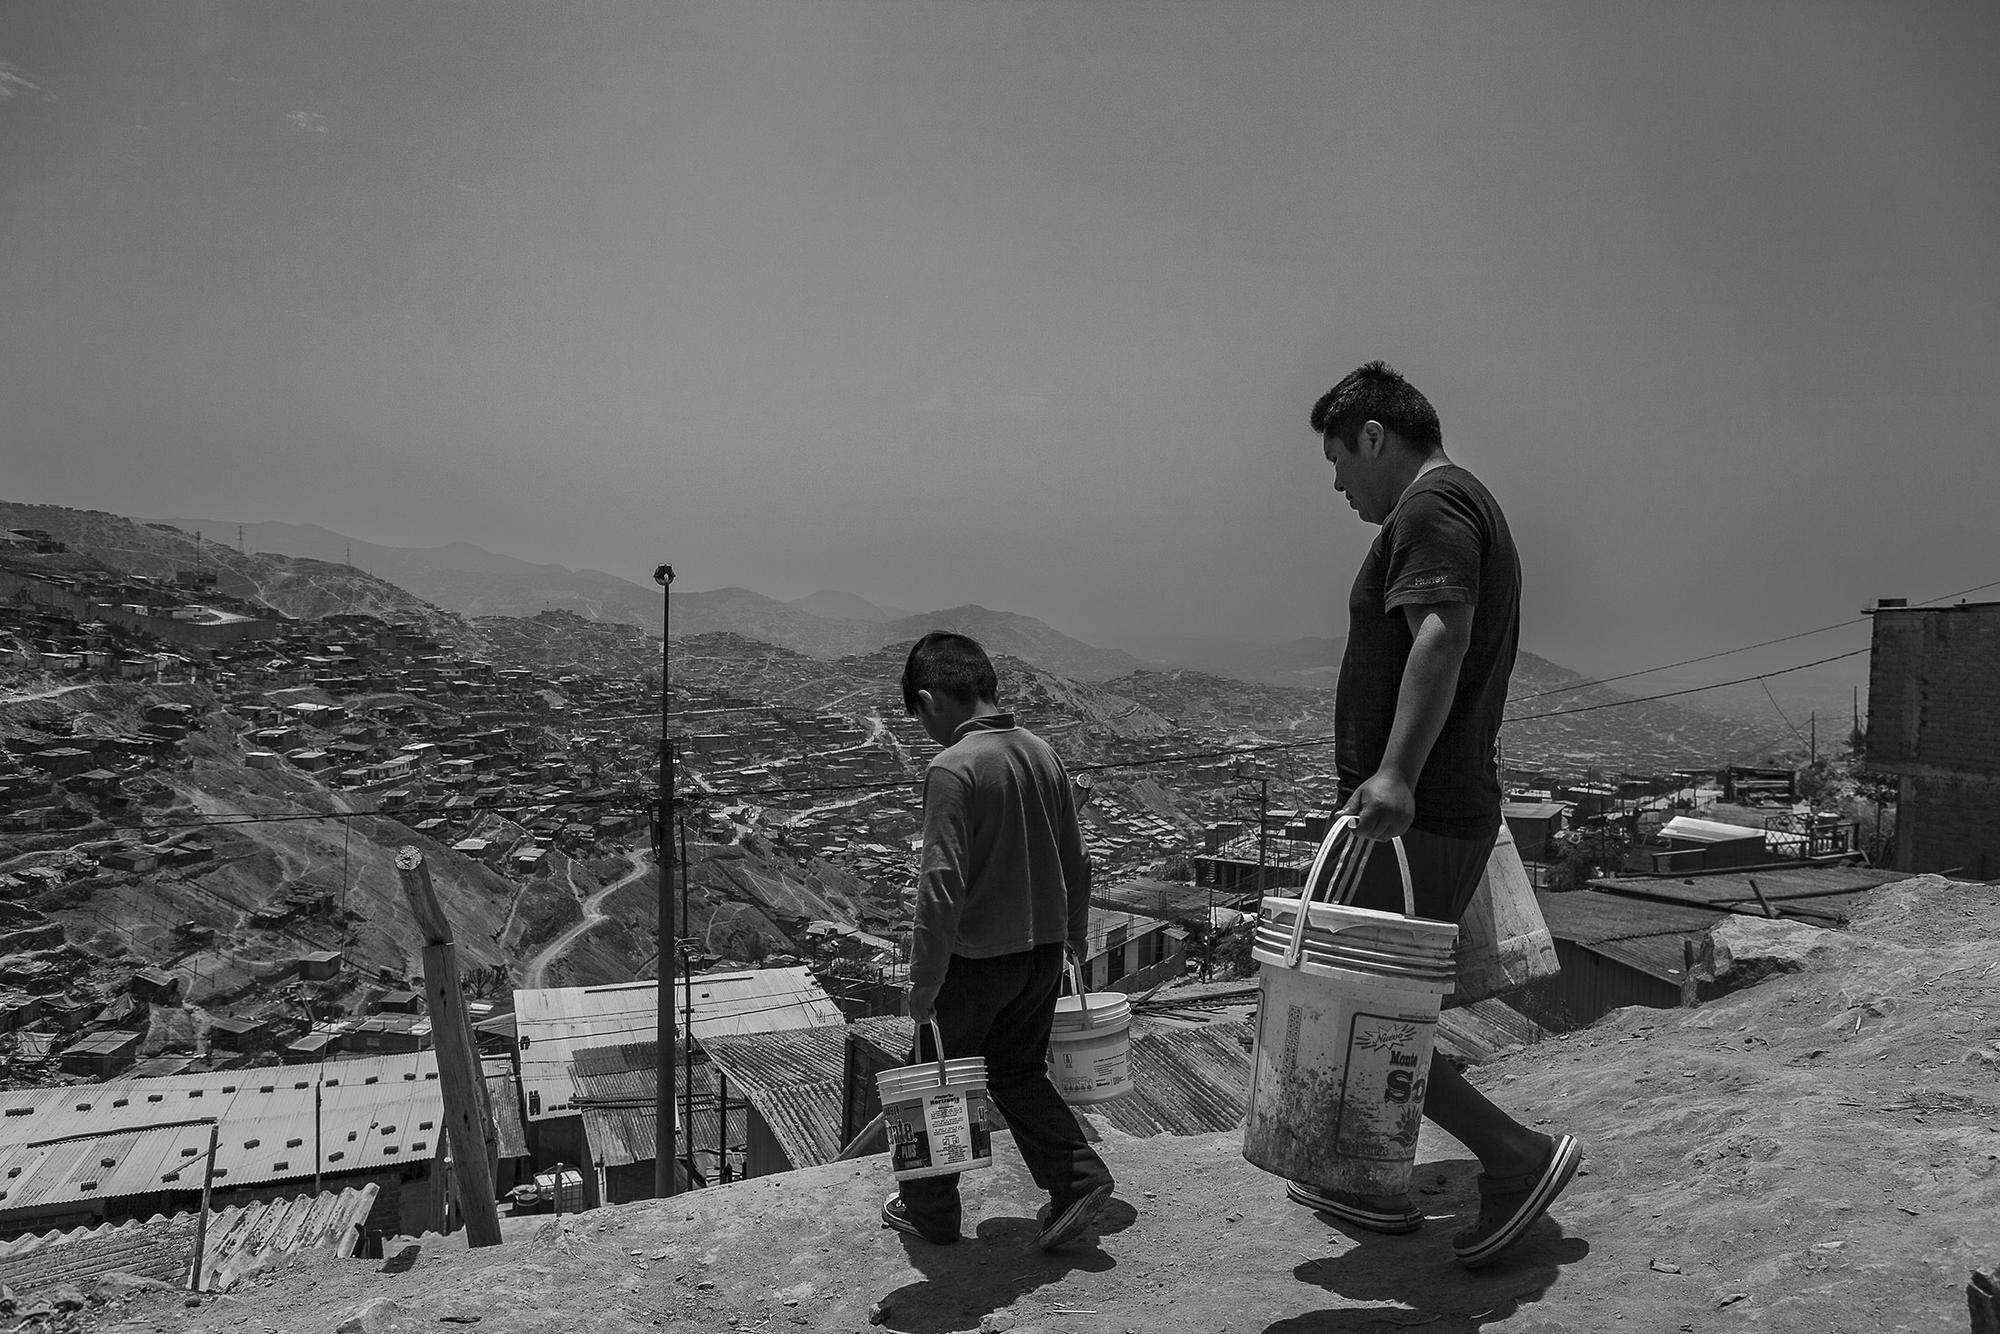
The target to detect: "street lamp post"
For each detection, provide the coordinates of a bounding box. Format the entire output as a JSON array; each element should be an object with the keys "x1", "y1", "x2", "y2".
[{"x1": 652, "y1": 564, "x2": 677, "y2": 1198}]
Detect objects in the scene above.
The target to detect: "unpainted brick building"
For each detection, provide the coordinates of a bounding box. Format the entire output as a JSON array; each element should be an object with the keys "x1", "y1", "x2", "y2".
[{"x1": 1864, "y1": 600, "x2": 2000, "y2": 878}]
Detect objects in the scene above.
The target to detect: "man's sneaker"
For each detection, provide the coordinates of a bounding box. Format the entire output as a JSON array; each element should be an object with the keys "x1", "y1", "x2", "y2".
[
  {"x1": 1034, "y1": 1183, "x2": 1114, "y2": 1250},
  {"x1": 880, "y1": 1194, "x2": 958, "y2": 1245}
]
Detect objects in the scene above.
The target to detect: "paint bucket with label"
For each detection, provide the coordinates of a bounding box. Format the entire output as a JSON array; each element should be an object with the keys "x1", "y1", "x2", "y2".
[
  {"x1": 1242, "y1": 816, "x2": 1458, "y2": 1198},
  {"x1": 875, "y1": 1022, "x2": 994, "y2": 1182},
  {"x1": 1048, "y1": 959, "x2": 1133, "y2": 1103}
]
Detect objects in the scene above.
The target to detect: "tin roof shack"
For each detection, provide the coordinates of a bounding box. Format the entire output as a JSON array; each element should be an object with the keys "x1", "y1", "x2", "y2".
[
  {"x1": 1650, "y1": 816, "x2": 1783, "y2": 873},
  {"x1": 512, "y1": 970, "x2": 844, "y2": 1181},
  {"x1": 58, "y1": 1030, "x2": 143, "y2": 1078},
  {"x1": 341, "y1": 1014, "x2": 431, "y2": 1055},
  {"x1": 1502, "y1": 801, "x2": 1570, "y2": 863},
  {"x1": 205, "y1": 1015, "x2": 269, "y2": 1054},
  {"x1": 1078, "y1": 907, "x2": 1184, "y2": 993},
  {"x1": 128, "y1": 967, "x2": 182, "y2": 1005},
  {"x1": 1508, "y1": 891, "x2": 1728, "y2": 1031},
  {"x1": 0, "y1": 1052, "x2": 453, "y2": 1241},
  {"x1": 298, "y1": 951, "x2": 343, "y2": 982},
  {"x1": 698, "y1": 1018, "x2": 912, "y2": 1183},
  {"x1": 1864, "y1": 598, "x2": 2000, "y2": 879},
  {"x1": 563, "y1": 1040, "x2": 704, "y2": 1203}
]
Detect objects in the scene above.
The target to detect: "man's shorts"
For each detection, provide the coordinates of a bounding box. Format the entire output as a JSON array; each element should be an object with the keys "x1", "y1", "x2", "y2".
[{"x1": 1336, "y1": 824, "x2": 1497, "y2": 926}]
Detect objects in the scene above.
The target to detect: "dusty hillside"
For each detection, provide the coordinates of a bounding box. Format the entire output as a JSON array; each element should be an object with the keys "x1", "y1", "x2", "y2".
[{"x1": 76, "y1": 874, "x2": 1994, "y2": 1334}]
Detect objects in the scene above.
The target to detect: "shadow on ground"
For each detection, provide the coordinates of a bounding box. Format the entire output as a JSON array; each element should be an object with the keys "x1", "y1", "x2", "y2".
[
  {"x1": 871, "y1": 1196, "x2": 1136, "y2": 1334},
  {"x1": 1266, "y1": 1158, "x2": 1588, "y2": 1332}
]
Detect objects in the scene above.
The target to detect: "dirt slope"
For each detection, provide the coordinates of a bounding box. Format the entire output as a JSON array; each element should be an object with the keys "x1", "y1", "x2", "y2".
[{"x1": 100, "y1": 875, "x2": 2000, "y2": 1334}]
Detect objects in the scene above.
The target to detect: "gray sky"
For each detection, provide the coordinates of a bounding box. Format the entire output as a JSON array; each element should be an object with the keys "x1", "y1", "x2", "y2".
[{"x1": 5, "y1": 2, "x2": 1996, "y2": 701}]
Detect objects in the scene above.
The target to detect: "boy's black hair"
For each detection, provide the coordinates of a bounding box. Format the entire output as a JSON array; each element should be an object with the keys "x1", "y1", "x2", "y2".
[
  {"x1": 1309, "y1": 359, "x2": 1443, "y2": 453},
  {"x1": 901, "y1": 631, "x2": 998, "y2": 714}
]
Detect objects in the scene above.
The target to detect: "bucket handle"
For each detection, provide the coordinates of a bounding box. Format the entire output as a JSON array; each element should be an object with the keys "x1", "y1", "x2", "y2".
[
  {"x1": 1059, "y1": 956, "x2": 1097, "y2": 1030},
  {"x1": 1279, "y1": 815, "x2": 1416, "y2": 969},
  {"x1": 923, "y1": 1019, "x2": 950, "y2": 1085}
]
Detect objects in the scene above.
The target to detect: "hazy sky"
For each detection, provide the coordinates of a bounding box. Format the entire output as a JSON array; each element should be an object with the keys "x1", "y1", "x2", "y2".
[{"x1": 5, "y1": 2, "x2": 1997, "y2": 703}]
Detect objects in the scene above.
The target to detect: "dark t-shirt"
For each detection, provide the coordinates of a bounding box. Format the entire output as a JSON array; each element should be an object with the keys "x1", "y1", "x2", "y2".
[{"x1": 1335, "y1": 464, "x2": 1520, "y2": 838}]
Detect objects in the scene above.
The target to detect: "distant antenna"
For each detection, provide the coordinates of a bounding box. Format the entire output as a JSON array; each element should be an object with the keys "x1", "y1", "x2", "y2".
[
  {"x1": 345, "y1": 543, "x2": 352, "y2": 566},
  {"x1": 236, "y1": 525, "x2": 245, "y2": 554}
]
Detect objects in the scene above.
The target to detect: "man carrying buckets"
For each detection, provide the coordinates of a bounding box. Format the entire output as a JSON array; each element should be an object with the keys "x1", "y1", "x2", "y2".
[
  {"x1": 1297, "y1": 360, "x2": 1581, "y2": 1267},
  {"x1": 882, "y1": 632, "x2": 1116, "y2": 1250}
]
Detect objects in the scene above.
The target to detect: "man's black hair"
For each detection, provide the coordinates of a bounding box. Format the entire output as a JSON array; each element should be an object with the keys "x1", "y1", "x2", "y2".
[
  {"x1": 901, "y1": 631, "x2": 998, "y2": 715},
  {"x1": 1309, "y1": 360, "x2": 1443, "y2": 453}
]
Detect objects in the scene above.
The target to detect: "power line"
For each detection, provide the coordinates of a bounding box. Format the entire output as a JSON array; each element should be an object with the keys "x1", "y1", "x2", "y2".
[
  {"x1": 1758, "y1": 679, "x2": 1808, "y2": 749},
  {"x1": 1501, "y1": 647, "x2": 1870, "y2": 723},
  {"x1": 1508, "y1": 574, "x2": 1999, "y2": 703}
]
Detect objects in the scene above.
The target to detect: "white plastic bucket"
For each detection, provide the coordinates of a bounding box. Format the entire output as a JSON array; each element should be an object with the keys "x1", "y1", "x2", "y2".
[
  {"x1": 1048, "y1": 959, "x2": 1133, "y2": 1104},
  {"x1": 1243, "y1": 817, "x2": 1458, "y2": 1199},
  {"x1": 875, "y1": 1022, "x2": 994, "y2": 1181}
]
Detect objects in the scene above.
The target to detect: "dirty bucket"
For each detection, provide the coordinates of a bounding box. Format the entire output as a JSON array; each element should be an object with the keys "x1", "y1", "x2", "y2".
[
  {"x1": 1242, "y1": 816, "x2": 1458, "y2": 1199},
  {"x1": 1049, "y1": 959, "x2": 1133, "y2": 1103},
  {"x1": 875, "y1": 1022, "x2": 995, "y2": 1181}
]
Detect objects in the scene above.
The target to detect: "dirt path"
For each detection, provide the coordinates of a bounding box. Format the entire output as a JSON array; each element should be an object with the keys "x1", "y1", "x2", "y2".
[
  {"x1": 523, "y1": 849, "x2": 653, "y2": 988},
  {"x1": 105, "y1": 876, "x2": 2000, "y2": 1334},
  {"x1": 0, "y1": 682, "x2": 91, "y2": 705}
]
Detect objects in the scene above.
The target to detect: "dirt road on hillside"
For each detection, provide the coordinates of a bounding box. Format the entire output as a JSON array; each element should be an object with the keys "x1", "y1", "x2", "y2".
[
  {"x1": 524, "y1": 849, "x2": 653, "y2": 987},
  {"x1": 85, "y1": 875, "x2": 2000, "y2": 1334}
]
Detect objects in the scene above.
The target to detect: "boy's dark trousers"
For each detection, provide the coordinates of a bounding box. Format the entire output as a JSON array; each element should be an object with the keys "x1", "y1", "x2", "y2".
[{"x1": 898, "y1": 942, "x2": 1114, "y2": 1235}]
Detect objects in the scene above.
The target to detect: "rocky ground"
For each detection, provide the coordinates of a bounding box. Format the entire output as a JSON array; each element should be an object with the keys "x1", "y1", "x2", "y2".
[{"x1": 52, "y1": 875, "x2": 2000, "y2": 1334}]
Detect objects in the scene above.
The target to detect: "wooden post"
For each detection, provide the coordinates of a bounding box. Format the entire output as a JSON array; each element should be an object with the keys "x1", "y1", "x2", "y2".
[
  {"x1": 394, "y1": 847, "x2": 502, "y2": 1248},
  {"x1": 188, "y1": 1119, "x2": 218, "y2": 1292},
  {"x1": 1747, "y1": 876, "x2": 1778, "y2": 920}
]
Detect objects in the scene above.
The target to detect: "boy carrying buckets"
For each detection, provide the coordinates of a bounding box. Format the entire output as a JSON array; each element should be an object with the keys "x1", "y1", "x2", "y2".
[{"x1": 883, "y1": 632, "x2": 1116, "y2": 1250}]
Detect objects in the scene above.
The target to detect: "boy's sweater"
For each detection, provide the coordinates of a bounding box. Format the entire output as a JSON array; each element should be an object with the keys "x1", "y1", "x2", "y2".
[{"x1": 908, "y1": 713, "x2": 1091, "y2": 989}]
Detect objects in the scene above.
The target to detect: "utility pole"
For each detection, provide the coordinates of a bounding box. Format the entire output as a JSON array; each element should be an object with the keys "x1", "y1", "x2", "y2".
[
  {"x1": 393, "y1": 847, "x2": 501, "y2": 1247},
  {"x1": 1258, "y1": 776, "x2": 1270, "y2": 896},
  {"x1": 652, "y1": 564, "x2": 678, "y2": 1198},
  {"x1": 680, "y1": 814, "x2": 694, "y2": 1178}
]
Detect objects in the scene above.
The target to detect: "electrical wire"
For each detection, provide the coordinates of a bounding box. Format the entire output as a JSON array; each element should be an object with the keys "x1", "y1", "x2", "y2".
[{"x1": 1507, "y1": 575, "x2": 2000, "y2": 703}]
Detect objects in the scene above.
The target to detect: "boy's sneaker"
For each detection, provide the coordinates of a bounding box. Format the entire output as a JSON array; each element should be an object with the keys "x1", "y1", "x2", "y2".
[
  {"x1": 1034, "y1": 1183, "x2": 1114, "y2": 1250},
  {"x1": 880, "y1": 1194, "x2": 958, "y2": 1246}
]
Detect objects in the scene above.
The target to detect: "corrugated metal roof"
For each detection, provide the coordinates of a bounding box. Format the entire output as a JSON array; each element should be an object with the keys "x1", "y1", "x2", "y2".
[
  {"x1": 1436, "y1": 998, "x2": 1554, "y2": 1065},
  {"x1": 1082, "y1": 1024, "x2": 1252, "y2": 1139},
  {"x1": 565, "y1": 1041, "x2": 738, "y2": 1170},
  {"x1": 680, "y1": 968, "x2": 845, "y2": 1042},
  {"x1": 513, "y1": 982, "x2": 658, "y2": 1121},
  {"x1": 0, "y1": 1052, "x2": 447, "y2": 1212},
  {"x1": 697, "y1": 1028, "x2": 847, "y2": 1172},
  {"x1": 1591, "y1": 865, "x2": 1898, "y2": 927},
  {"x1": 697, "y1": 1018, "x2": 914, "y2": 1173},
  {"x1": 512, "y1": 970, "x2": 843, "y2": 1121},
  {"x1": 1535, "y1": 889, "x2": 1726, "y2": 981},
  {"x1": 0, "y1": 1185, "x2": 375, "y2": 1294}
]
